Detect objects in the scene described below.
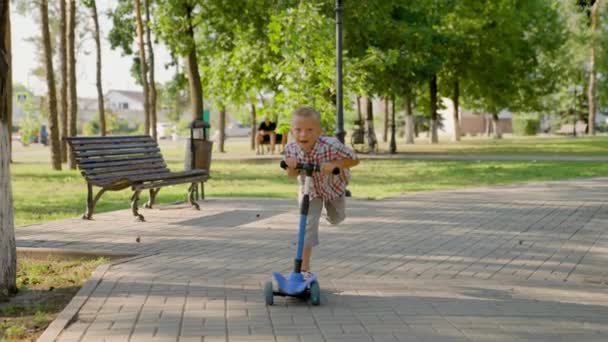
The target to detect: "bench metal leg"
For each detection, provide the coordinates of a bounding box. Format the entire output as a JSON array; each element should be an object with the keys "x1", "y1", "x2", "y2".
[
  {"x1": 144, "y1": 188, "x2": 160, "y2": 209},
  {"x1": 188, "y1": 183, "x2": 200, "y2": 210},
  {"x1": 200, "y1": 182, "x2": 205, "y2": 200},
  {"x1": 131, "y1": 190, "x2": 145, "y2": 222},
  {"x1": 83, "y1": 183, "x2": 106, "y2": 220}
]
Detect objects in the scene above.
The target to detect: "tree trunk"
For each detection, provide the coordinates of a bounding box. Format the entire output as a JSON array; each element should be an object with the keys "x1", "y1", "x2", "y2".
[
  {"x1": 219, "y1": 104, "x2": 226, "y2": 153},
  {"x1": 59, "y1": 0, "x2": 68, "y2": 159},
  {"x1": 366, "y1": 97, "x2": 376, "y2": 151},
  {"x1": 67, "y1": 0, "x2": 78, "y2": 169},
  {"x1": 492, "y1": 112, "x2": 502, "y2": 139},
  {"x1": 185, "y1": 4, "x2": 203, "y2": 122},
  {"x1": 429, "y1": 75, "x2": 438, "y2": 144},
  {"x1": 452, "y1": 79, "x2": 461, "y2": 142},
  {"x1": 90, "y1": 0, "x2": 105, "y2": 136},
  {"x1": 250, "y1": 101, "x2": 257, "y2": 150},
  {"x1": 405, "y1": 92, "x2": 414, "y2": 144},
  {"x1": 144, "y1": 0, "x2": 157, "y2": 140},
  {"x1": 41, "y1": 0, "x2": 62, "y2": 171},
  {"x1": 6, "y1": 6, "x2": 11, "y2": 163},
  {"x1": 485, "y1": 115, "x2": 492, "y2": 137},
  {"x1": 0, "y1": 0, "x2": 17, "y2": 301},
  {"x1": 356, "y1": 96, "x2": 362, "y2": 122},
  {"x1": 587, "y1": 0, "x2": 601, "y2": 135},
  {"x1": 389, "y1": 95, "x2": 396, "y2": 154},
  {"x1": 383, "y1": 98, "x2": 388, "y2": 142},
  {"x1": 134, "y1": 0, "x2": 150, "y2": 136}
]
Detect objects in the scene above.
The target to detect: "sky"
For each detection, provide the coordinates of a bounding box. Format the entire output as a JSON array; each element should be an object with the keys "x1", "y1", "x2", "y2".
[{"x1": 11, "y1": 1, "x2": 174, "y2": 98}]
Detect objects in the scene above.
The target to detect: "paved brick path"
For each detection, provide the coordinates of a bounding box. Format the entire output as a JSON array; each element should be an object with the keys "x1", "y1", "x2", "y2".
[{"x1": 18, "y1": 178, "x2": 608, "y2": 341}]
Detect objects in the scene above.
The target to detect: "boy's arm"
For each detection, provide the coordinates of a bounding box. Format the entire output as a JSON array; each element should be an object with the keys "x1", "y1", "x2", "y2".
[
  {"x1": 320, "y1": 140, "x2": 359, "y2": 174},
  {"x1": 321, "y1": 158, "x2": 359, "y2": 174},
  {"x1": 283, "y1": 145, "x2": 299, "y2": 177}
]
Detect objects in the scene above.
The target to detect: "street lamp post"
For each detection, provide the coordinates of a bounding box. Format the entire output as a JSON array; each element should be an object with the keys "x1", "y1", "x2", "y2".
[
  {"x1": 335, "y1": 0, "x2": 345, "y2": 144},
  {"x1": 390, "y1": 96, "x2": 396, "y2": 154}
]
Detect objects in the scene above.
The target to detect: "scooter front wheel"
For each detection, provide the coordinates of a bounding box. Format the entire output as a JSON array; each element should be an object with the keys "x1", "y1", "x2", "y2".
[
  {"x1": 264, "y1": 280, "x2": 274, "y2": 305},
  {"x1": 309, "y1": 281, "x2": 320, "y2": 306}
]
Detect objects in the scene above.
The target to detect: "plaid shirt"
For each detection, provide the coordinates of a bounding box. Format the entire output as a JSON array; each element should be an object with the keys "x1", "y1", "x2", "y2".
[{"x1": 284, "y1": 136, "x2": 357, "y2": 201}]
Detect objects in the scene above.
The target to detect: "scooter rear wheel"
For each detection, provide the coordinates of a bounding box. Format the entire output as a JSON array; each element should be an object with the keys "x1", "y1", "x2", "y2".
[
  {"x1": 309, "y1": 281, "x2": 321, "y2": 306},
  {"x1": 264, "y1": 280, "x2": 274, "y2": 305}
]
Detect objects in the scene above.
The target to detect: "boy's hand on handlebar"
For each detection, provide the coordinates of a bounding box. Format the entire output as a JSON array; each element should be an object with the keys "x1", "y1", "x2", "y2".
[
  {"x1": 321, "y1": 162, "x2": 339, "y2": 175},
  {"x1": 284, "y1": 158, "x2": 298, "y2": 170}
]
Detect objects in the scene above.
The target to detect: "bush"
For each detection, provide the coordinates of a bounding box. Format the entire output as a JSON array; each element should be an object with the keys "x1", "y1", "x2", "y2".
[
  {"x1": 512, "y1": 115, "x2": 540, "y2": 136},
  {"x1": 19, "y1": 114, "x2": 41, "y2": 146},
  {"x1": 82, "y1": 112, "x2": 139, "y2": 136}
]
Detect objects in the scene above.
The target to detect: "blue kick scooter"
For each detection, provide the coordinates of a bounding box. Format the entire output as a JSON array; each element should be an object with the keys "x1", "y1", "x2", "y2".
[{"x1": 264, "y1": 161, "x2": 340, "y2": 306}]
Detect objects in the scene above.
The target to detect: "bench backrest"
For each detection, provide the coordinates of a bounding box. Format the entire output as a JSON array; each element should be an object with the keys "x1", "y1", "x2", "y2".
[{"x1": 66, "y1": 135, "x2": 169, "y2": 186}]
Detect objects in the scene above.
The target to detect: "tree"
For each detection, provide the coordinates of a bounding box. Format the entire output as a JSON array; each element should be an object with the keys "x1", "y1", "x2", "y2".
[
  {"x1": 218, "y1": 105, "x2": 226, "y2": 152},
  {"x1": 134, "y1": 0, "x2": 150, "y2": 136},
  {"x1": 587, "y1": 0, "x2": 602, "y2": 134},
  {"x1": 144, "y1": 0, "x2": 157, "y2": 140},
  {"x1": 67, "y1": 0, "x2": 78, "y2": 169},
  {"x1": 40, "y1": 0, "x2": 62, "y2": 170},
  {"x1": 84, "y1": 0, "x2": 106, "y2": 136},
  {"x1": 0, "y1": 0, "x2": 17, "y2": 301},
  {"x1": 156, "y1": 1, "x2": 204, "y2": 122},
  {"x1": 463, "y1": 0, "x2": 565, "y2": 139},
  {"x1": 59, "y1": 0, "x2": 68, "y2": 159},
  {"x1": 6, "y1": 0, "x2": 11, "y2": 163}
]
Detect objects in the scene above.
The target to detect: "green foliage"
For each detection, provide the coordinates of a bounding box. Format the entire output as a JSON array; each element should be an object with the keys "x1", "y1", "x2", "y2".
[
  {"x1": 512, "y1": 115, "x2": 541, "y2": 136},
  {"x1": 107, "y1": 0, "x2": 135, "y2": 56},
  {"x1": 159, "y1": 70, "x2": 188, "y2": 123},
  {"x1": 18, "y1": 114, "x2": 42, "y2": 146},
  {"x1": 82, "y1": 112, "x2": 137, "y2": 136},
  {"x1": 276, "y1": 122, "x2": 290, "y2": 135},
  {"x1": 265, "y1": 3, "x2": 337, "y2": 133}
]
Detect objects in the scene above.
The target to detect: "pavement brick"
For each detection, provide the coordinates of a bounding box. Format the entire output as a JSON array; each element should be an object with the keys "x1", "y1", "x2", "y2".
[{"x1": 17, "y1": 179, "x2": 608, "y2": 342}]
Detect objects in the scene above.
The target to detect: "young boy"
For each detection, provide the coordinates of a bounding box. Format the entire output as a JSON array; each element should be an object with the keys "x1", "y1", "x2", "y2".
[{"x1": 283, "y1": 106, "x2": 359, "y2": 277}]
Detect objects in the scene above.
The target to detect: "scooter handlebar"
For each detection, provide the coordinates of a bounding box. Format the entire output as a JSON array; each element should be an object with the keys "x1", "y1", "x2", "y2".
[{"x1": 280, "y1": 161, "x2": 340, "y2": 175}]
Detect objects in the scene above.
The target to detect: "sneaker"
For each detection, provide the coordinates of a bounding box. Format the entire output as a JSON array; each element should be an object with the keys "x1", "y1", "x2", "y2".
[{"x1": 301, "y1": 271, "x2": 313, "y2": 280}]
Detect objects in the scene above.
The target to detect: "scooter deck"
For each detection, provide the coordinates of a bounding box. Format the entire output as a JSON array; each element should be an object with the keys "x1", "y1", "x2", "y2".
[{"x1": 272, "y1": 272, "x2": 318, "y2": 296}]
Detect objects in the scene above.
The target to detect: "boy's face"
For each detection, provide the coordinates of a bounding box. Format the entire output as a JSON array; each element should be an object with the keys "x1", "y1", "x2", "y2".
[{"x1": 291, "y1": 115, "x2": 322, "y2": 152}]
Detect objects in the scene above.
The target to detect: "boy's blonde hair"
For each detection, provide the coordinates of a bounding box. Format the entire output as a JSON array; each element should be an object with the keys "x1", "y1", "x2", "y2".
[{"x1": 292, "y1": 106, "x2": 321, "y2": 122}]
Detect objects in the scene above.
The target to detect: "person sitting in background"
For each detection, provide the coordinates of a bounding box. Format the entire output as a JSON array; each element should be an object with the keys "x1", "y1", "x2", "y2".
[{"x1": 256, "y1": 116, "x2": 277, "y2": 154}]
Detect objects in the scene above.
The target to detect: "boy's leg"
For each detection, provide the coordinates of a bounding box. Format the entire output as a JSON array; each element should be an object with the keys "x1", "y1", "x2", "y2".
[
  {"x1": 302, "y1": 247, "x2": 312, "y2": 273},
  {"x1": 324, "y1": 196, "x2": 346, "y2": 225},
  {"x1": 269, "y1": 132, "x2": 276, "y2": 154},
  {"x1": 300, "y1": 197, "x2": 323, "y2": 272},
  {"x1": 255, "y1": 131, "x2": 262, "y2": 154}
]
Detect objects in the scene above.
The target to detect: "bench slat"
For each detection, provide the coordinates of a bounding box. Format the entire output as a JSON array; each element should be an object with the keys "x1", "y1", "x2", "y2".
[
  {"x1": 96, "y1": 170, "x2": 206, "y2": 188},
  {"x1": 124, "y1": 170, "x2": 207, "y2": 184},
  {"x1": 82, "y1": 162, "x2": 167, "y2": 176},
  {"x1": 75, "y1": 147, "x2": 161, "y2": 158},
  {"x1": 87, "y1": 168, "x2": 171, "y2": 182},
  {"x1": 78, "y1": 157, "x2": 165, "y2": 170},
  {"x1": 72, "y1": 142, "x2": 159, "y2": 151},
  {"x1": 67, "y1": 135, "x2": 151, "y2": 144},
  {"x1": 78, "y1": 154, "x2": 163, "y2": 166},
  {"x1": 132, "y1": 174, "x2": 210, "y2": 191}
]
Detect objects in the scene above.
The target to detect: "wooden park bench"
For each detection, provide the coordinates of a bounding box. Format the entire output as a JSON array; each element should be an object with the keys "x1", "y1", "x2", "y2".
[{"x1": 66, "y1": 135, "x2": 209, "y2": 222}]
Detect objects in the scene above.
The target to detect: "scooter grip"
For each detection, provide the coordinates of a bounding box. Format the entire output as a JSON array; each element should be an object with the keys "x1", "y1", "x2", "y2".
[
  {"x1": 280, "y1": 160, "x2": 288, "y2": 169},
  {"x1": 332, "y1": 167, "x2": 340, "y2": 175}
]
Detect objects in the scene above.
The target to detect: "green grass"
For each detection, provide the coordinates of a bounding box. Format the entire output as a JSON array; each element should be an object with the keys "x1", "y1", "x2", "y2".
[
  {"x1": 156, "y1": 135, "x2": 608, "y2": 159},
  {"x1": 0, "y1": 256, "x2": 106, "y2": 342},
  {"x1": 11, "y1": 159, "x2": 608, "y2": 226},
  {"x1": 10, "y1": 135, "x2": 608, "y2": 164},
  {"x1": 386, "y1": 135, "x2": 608, "y2": 155}
]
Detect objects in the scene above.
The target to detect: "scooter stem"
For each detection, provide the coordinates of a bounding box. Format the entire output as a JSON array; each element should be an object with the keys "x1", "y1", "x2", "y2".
[{"x1": 294, "y1": 170, "x2": 313, "y2": 273}]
